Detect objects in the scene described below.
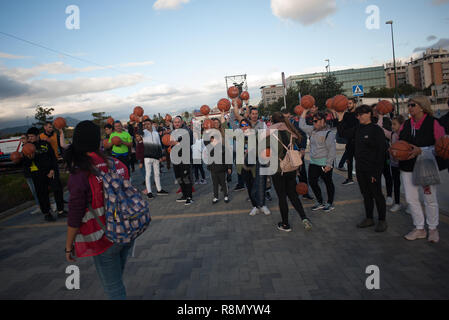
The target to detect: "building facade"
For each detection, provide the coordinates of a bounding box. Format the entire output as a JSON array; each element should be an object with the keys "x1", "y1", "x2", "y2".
[
  {"x1": 385, "y1": 62, "x2": 407, "y2": 88},
  {"x1": 260, "y1": 84, "x2": 285, "y2": 107},
  {"x1": 406, "y1": 48, "x2": 449, "y2": 90},
  {"x1": 286, "y1": 66, "x2": 387, "y2": 97}
]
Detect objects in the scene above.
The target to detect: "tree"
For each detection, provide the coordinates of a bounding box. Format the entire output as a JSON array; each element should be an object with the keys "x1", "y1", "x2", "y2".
[
  {"x1": 33, "y1": 105, "x2": 54, "y2": 127},
  {"x1": 92, "y1": 112, "x2": 111, "y2": 137}
]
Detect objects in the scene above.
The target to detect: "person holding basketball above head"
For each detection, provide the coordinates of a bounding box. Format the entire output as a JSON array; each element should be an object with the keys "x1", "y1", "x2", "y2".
[
  {"x1": 40, "y1": 121, "x2": 61, "y2": 159},
  {"x1": 109, "y1": 121, "x2": 133, "y2": 174},
  {"x1": 399, "y1": 96, "x2": 445, "y2": 243},
  {"x1": 336, "y1": 98, "x2": 358, "y2": 185},
  {"x1": 353, "y1": 105, "x2": 388, "y2": 232},
  {"x1": 299, "y1": 110, "x2": 336, "y2": 212}
]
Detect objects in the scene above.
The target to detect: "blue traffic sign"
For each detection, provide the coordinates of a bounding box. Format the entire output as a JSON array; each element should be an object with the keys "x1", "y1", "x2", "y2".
[{"x1": 353, "y1": 85, "x2": 364, "y2": 97}]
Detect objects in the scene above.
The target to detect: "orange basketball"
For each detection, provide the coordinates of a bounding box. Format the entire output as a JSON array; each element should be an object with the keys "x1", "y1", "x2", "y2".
[
  {"x1": 111, "y1": 136, "x2": 122, "y2": 146},
  {"x1": 203, "y1": 119, "x2": 213, "y2": 130},
  {"x1": 218, "y1": 98, "x2": 231, "y2": 112},
  {"x1": 168, "y1": 146, "x2": 172, "y2": 153},
  {"x1": 200, "y1": 105, "x2": 211, "y2": 116},
  {"x1": 294, "y1": 105, "x2": 305, "y2": 116},
  {"x1": 162, "y1": 134, "x2": 172, "y2": 147},
  {"x1": 389, "y1": 140, "x2": 412, "y2": 161},
  {"x1": 240, "y1": 91, "x2": 250, "y2": 101},
  {"x1": 107, "y1": 117, "x2": 114, "y2": 125},
  {"x1": 22, "y1": 143, "x2": 36, "y2": 157},
  {"x1": 10, "y1": 151, "x2": 22, "y2": 164},
  {"x1": 53, "y1": 117, "x2": 66, "y2": 130},
  {"x1": 232, "y1": 98, "x2": 242, "y2": 109},
  {"x1": 133, "y1": 106, "x2": 144, "y2": 117},
  {"x1": 165, "y1": 114, "x2": 172, "y2": 122},
  {"x1": 300, "y1": 95, "x2": 315, "y2": 109},
  {"x1": 435, "y1": 136, "x2": 449, "y2": 160},
  {"x1": 103, "y1": 139, "x2": 109, "y2": 147},
  {"x1": 260, "y1": 148, "x2": 271, "y2": 160},
  {"x1": 326, "y1": 98, "x2": 334, "y2": 110},
  {"x1": 130, "y1": 114, "x2": 136, "y2": 122},
  {"x1": 332, "y1": 95, "x2": 349, "y2": 112},
  {"x1": 296, "y1": 182, "x2": 309, "y2": 195},
  {"x1": 376, "y1": 100, "x2": 394, "y2": 115},
  {"x1": 227, "y1": 86, "x2": 239, "y2": 99}
]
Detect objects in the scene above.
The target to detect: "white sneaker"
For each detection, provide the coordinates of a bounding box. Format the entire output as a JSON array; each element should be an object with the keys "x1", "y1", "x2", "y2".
[
  {"x1": 260, "y1": 206, "x2": 271, "y2": 216},
  {"x1": 174, "y1": 179, "x2": 178, "y2": 185},
  {"x1": 390, "y1": 204, "x2": 401, "y2": 213},
  {"x1": 386, "y1": 197, "x2": 394, "y2": 206},
  {"x1": 249, "y1": 207, "x2": 259, "y2": 216}
]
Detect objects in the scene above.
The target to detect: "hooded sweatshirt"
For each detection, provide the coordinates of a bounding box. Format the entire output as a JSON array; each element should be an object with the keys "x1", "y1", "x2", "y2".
[{"x1": 299, "y1": 118, "x2": 336, "y2": 168}]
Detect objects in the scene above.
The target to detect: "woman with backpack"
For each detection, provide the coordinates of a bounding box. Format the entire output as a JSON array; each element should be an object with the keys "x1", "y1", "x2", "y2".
[
  {"x1": 268, "y1": 112, "x2": 312, "y2": 232},
  {"x1": 299, "y1": 110, "x2": 337, "y2": 212},
  {"x1": 64, "y1": 121, "x2": 134, "y2": 300}
]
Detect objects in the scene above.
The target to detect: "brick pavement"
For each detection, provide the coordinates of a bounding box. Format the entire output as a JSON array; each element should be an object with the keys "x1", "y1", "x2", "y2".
[{"x1": 1, "y1": 160, "x2": 449, "y2": 300}]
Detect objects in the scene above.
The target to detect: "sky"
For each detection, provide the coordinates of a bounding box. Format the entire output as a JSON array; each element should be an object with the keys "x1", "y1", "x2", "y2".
[{"x1": 0, "y1": 0, "x2": 448, "y2": 127}]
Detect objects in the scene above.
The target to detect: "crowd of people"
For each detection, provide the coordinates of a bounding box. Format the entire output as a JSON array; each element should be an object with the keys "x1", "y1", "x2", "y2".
[{"x1": 15, "y1": 95, "x2": 449, "y2": 299}]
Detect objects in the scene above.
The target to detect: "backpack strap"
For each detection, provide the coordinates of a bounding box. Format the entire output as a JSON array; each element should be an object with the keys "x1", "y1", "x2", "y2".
[
  {"x1": 325, "y1": 130, "x2": 331, "y2": 141},
  {"x1": 272, "y1": 132, "x2": 289, "y2": 151}
]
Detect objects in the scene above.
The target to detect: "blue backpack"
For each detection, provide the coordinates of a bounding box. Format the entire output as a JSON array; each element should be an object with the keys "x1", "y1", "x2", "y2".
[{"x1": 94, "y1": 160, "x2": 151, "y2": 244}]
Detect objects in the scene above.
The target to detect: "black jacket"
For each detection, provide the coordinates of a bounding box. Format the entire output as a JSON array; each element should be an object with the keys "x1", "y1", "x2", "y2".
[
  {"x1": 206, "y1": 143, "x2": 232, "y2": 173},
  {"x1": 22, "y1": 140, "x2": 58, "y2": 176},
  {"x1": 354, "y1": 122, "x2": 386, "y2": 178},
  {"x1": 337, "y1": 111, "x2": 358, "y2": 150}
]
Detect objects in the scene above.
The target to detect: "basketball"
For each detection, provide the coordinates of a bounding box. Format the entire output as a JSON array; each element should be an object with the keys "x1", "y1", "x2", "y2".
[
  {"x1": 103, "y1": 139, "x2": 109, "y2": 147},
  {"x1": 200, "y1": 105, "x2": 211, "y2": 116},
  {"x1": 130, "y1": 114, "x2": 136, "y2": 122},
  {"x1": 107, "y1": 117, "x2": 114, "y2": 125},
  {"x1": 232, "y1": 98, "x2": 242, "y2": 109},
  {"x1": 435, "y1": 136, "x2": 449, "y2": 160},
  {"x1": 203, "y1": 119, "x2": 213, "y2": 130},
  {"x1": 389, "y1": 140, "x2": 412, "y2": 161},
  {"x1": 300, "y1": 95, "x2": 315, "y2": 109},
  {"x1": 260, "y1": 148, "x2": 271, "y2": 160},
  {"x1": 227, "y1": 86, "x2": 239, "y2": 99},
  {"x1": 240, "y1": 91, "x2": 250, "y2": 101},
  {"x1": 22, "y1": 143, "x2": 36, "y2": 157},
  {"x1": 162, "y1": 134, "x2": 172, "y2": 147},
  {"x1": 332, "y1": 95, "x2": 349, "y2": 112},
  {"x1": 296, "y1": 182, "x2": 309, "y2": 195},
  {"x1": 133, "y1": 106, "x2": 144, "y2": 117},
  {"x1": 111, "y1": 136, "x2": 122, "y2": 146},
  {"x1": 165, "y1": 114, "x2": 172, "y2": 122},
  {"x1": 376, "y1": 100, "x2": 394, "y2": 115},
  {"x1": 10, "y1": 151, "x2": 22, "y2": 164},
  {"x1": 218, "y1": 98, "x2": 231, "y2": 112},
  {"x1": 294, "y1": 105, "x2": 305, "y2": 115},
  {"x1": 326, "y1": 98, "x2": 334, "y2": 110},
  {"x1": 53, "y1": 117, "x2": 66, "y2": 130},
  {"x1": 168, "y1": 146, "x2": 172, "y2": 153}
]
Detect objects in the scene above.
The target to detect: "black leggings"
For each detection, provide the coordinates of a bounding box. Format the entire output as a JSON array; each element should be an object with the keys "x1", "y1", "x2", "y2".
[
  {"x1": 356, "y1": 170, "x2": 386, "y2": 221},
  {"x1": 193, "y1": 163, "x2": 205, "y2": 180},
  {"x1": 382, "y1": 157, "x2": 393, "y2": 198},
  {"x1": 242, "y1": 169, "x2": 257, "y2": 208},
  {"x1": 272, "y1": 171, "x2": 307, "y2": 225},
  {"x1": 297, "y1": 154, "x2": 309, "y2": 185},
  {"x1": 391, "y1": 166, "x2": 401, "y2": 205},
  {"x1": 308, "y1": 164, "x2": 335, "y2": 205},
  {"x1": 174, "y1": 164, "x2": 193, "y2": 198}
]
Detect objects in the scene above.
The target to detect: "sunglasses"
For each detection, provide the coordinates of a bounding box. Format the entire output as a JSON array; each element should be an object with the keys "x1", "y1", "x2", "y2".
[
  {"x1": 408, "y1": 103, "x2": 417, "y2": 108},
  {"x1": 241, "y1": 123, "x2": 249, "y2": 127}
]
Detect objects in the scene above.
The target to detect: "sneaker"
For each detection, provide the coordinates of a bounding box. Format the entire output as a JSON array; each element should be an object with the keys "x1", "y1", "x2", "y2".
[
  {"x1": 302, "y1": 219, "x2": 313, "y2": 231},
  {"x1": 174, "y1": 179, "x2": 178, "y2": 185},
  {"x1": 249, "y1": 207, "x2": 259, "y2": 216},
  {"x1": 303, "y1": 194, "x2": 314, "y2": 201},
  {"x1": 30, "y1": 207, "x2": 40, "y2": 215},
  {"x1": 246, "y1": 197, "x2": 251, "y2": 202},
  {"x1": 157, "y1": 190, "x2": 169, "y2": 196},
  {"x1": 260, "y1": 206, "x2": 271, "y2": 216},
  {"x1": 386, "y1": 197, "x2": 394, "y2": 206},
  {"x1": 212, "y1": 198, "x2": 219, "y2": 204},
  {"x1": 200, "y1": 179, "x2": 207, "y2": 185},
  {"x1": 194, "y1": 180, "x2": 199, "y2": 185},
  {"x1": 57, "y1": 210, "x2": 68, "y2": 218},
  {"x1": 375, "y1": 221, "x2": 388, "y2": 233},
  {"x1": 390, "y1": 204, "x2": 401, "y2": 213},
  {"x1": 176, "y1": 196, "x2": 187, "y2": 203},
  {"x1": 265, "y1": 192, "x2": 272, "y2": 201},
  {"x1": 311, "y1": 203, "x2": 325, "y2": 211},
  {"x1": 185, "y1": 198, "x2": 193, "y2": 206},
  {"x1": 277, "y1": 222, "x2": 292, "y2": 232},
  {"x1": 224, "y1": 196, "x2": 230, "y2": 203},
  {"x1": 147, "y1": 193, "x2": 154, "y2": 199},
  {"x1": 234, "y1": 185, "x2": 245, "y2": 191},
  {"x1": 428, "y1": 229, "x2": 439, "y2": 243},
  {"x1": 342, "y1": 179, "x2": 354, "y2": 185},
  {"x1": 176, "y1": 188, "x2": 182, "y2": 194},
  {"x1": 44, "y1": 214, "x2": 56, "y2": 222},
  {"x1": 322, "y1": 203, "x2": 335, "y2": 213},
  {"x1": 404, "y1": 229, "x2": 427, "y2": 241},
  {"x1": 357, "y1": 218, "x2": 375, "y2": 228}
]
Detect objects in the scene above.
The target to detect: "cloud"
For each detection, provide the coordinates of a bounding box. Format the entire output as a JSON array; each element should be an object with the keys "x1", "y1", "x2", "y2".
[
  {"x1": 413, "y1": 38, "x2": 449, "y2": 52},
  {"x1": 153, "y1": 0, "x2": 190, "y2": 10},
  {"x1": 271, "y1": 0, "x2": 337, "y2": 25},
  {"x1": 0, "y1": 74, "x2": 34, "y2": 99},
  {"x1": 0, "y1": 52, "x2": 30, "y2": 59},
  {"x1": 427, "y1": 35, "x2": 437, "y2": 41}
]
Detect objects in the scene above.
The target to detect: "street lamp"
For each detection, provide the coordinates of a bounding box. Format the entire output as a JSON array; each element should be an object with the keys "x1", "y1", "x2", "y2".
[
  {"x1": 386, "y1": 20, "x2": 400, "y2": 114},
  {"x1": 325, "y1": 59, "x2": 330, "y2": 74}
]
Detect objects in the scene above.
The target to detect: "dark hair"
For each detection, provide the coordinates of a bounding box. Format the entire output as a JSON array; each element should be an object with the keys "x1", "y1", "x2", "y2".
[
  {"x1": 271, "y1": 112, "x2": 302, "y2": 143},
  {"x1": 392, "y1": 114, "x2": 405, "y2": 125},
  {"x1": 313, "y1": 112, "x2": 327, "y2": 121},
  {"x1": 144, "y1": 118, "x2": 152, "y2": 123},
  {"x1": 355, "y1": 105, "x2": 373, "y2": 116},
  {"x1": 249, "y1": 107, "x2": 258, "y2": 114},
  {"x1": 104, "y1": 124, "x2": 113, "y2": 130},
  {"x1": 240, "y1": 118, "x2": 250, "y2": 126},
  {"x1": 114, "y1": 120, "x2": 122, "y2": 125},
  {"x1": 349, "y1": 98, "x2": 357, "y2": 104},
  {"x1": 26, "y1": 127, "x2": 40, "y2": 136},
  {"x1": 64, "y1": 146, "x2": 109, "y2": 174}
]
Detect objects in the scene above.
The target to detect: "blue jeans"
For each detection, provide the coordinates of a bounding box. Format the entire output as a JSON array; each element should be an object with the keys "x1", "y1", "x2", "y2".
[
  {"x1": 25, "y1": 177, "x2": 40, "y2": 207},
  {"x1": 92, "y1": 241, "x2": 134, "y2": 300},
  {"x1": 251, "y1": 164, "x2": 267, "y2": 208}
]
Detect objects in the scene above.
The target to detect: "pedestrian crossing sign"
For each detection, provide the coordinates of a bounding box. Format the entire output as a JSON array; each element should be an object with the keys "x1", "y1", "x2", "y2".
[{"x1": 353, "y1": 85, "x2": 364, "y2": 97}]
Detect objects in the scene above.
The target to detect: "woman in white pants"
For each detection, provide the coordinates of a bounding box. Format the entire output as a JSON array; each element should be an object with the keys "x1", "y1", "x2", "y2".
[{"x1": 397, "y1": 96, "x2": 445, "y2": 243}]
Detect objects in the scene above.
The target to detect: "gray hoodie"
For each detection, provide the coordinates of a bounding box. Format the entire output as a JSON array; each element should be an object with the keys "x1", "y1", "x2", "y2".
[{"x1": 299, "y1": 118, "x2": 336, "y2": 168}]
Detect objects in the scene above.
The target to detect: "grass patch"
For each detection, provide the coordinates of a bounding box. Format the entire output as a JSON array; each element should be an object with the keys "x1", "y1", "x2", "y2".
[{"x1": 0, "y1": 171, "x2": 69, "y2": 213}]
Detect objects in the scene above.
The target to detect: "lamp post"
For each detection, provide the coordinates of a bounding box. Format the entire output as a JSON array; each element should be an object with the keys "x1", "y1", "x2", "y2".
[
  {"x1": 325, "y1": 59, "x2": 330, "y2": 74},
  {"x1": 386, "y1": 20, "x2": 400, "y2": 115}
]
